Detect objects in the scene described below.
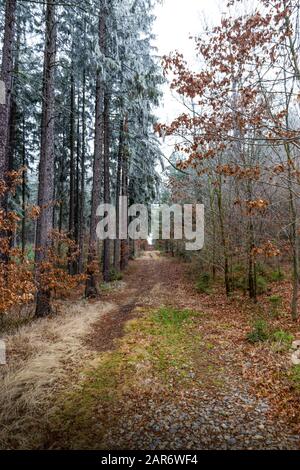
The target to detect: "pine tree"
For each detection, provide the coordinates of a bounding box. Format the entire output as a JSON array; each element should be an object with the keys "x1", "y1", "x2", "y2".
[{"x1": 35, "y1": 0, "x2": 57, "y2": 317}]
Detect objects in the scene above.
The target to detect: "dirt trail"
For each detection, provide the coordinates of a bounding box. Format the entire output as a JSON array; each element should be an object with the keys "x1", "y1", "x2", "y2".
[
  {"x1": 87, "y1": 253, "x2": 300, "y2": 450},
  {"x1": 85, "y1": 251, "x2": 177, "y2": 352},
  {"x1": 0, "y1": 252, "x2": 299, "y2": 450}
]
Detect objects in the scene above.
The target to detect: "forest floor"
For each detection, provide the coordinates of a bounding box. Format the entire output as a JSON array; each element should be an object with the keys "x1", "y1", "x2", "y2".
[{"x1": 1, "y1": 251, "x2": 300, "y2": 449}]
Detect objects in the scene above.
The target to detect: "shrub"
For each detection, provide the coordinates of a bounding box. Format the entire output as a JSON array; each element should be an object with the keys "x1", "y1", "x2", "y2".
[
  {"x1": 256, "y1": 275, "x2": 268, "y2": 294},
  {"x1": 195, "y1": 272, "x2": 211, "y2": 294},
  {"x1": 271, "y1": 330, "x2": 293, "y2": 351},
  {"x1": 246, "y1": 319, "x2": 269, "y2": 343},
  {"x1": 0, "y1": 171, "x2": 36, "y2": 316},
  {"x1": 269, "y1": 269, "x2": 284, "y2": 282},
  {"x1": 256, "y1": 263, "x2": 268, "y2": 277},
  {"x1": 231, "y1": 264, "x2": 246, "y2": 292},
  {"x1": 234, "y1": 276, "x2": 247, "y2": 292},
  {"x1": 109, "y1": 268, "x2": 123, "y2": 282}
]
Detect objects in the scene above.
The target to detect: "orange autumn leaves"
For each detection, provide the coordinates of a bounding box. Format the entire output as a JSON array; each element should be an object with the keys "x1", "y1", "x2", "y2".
[
  {"x1": 155, "y1": 0, "x2": 297, "y2": 154},
  {"x1": 0, "y1": 171, "x2": 85, "y2": 315},
  {"x1": 155, "y1": 1, "x2": 298, "y2": 264}
]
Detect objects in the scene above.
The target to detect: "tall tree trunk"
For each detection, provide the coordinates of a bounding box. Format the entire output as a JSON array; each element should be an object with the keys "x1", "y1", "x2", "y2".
[
  {"x1": 248, "y1": 217, "x2": 257, "y2": 301},
  {"x1": 114, "y1": 117, "x2": 124, "y2": 271},
  {"x1": 286, "y1": 147, "x2": 299, "y2": 320},
  {"x1": 7, "y1": 19, "x2": 20, "y2": 175},
  {"x1": 68, "y1": 69, "x2": 76, "y2": 274},
  {"x1": 78, "y1": 66, "x2": 86, "y2": 274},
  {"x1": 85, "y1": 11, "x2": 105, "y2": 297},
  {"x1": 0, "y1": 0, "x2": 17, "y2": 265},
  {"x1": 120, "y1": 115, "x2": 129, "y2": 271},
  {"x1": 247, "y1": 179, "x2": 257, "y2": 301},
  {"x1": 216, "y1": 177, "x2": 231, "y2": 297},
  {"x1": 21, "y1": 114, "x2": 26, "y2": 258},
  {"x1": 57, "y1": 130, "x2": 66, "y2": 238},
  {"x1": 75, "y1": 93, "x2": 80, "y2": 249},
  {"x1": 0, "y1": 0, "x2": 17, "y2": 197},
  {"x1": 102, "y1": 91, "x2": 111, "y2": 282},
  {"x1": 209, "y1": 179, "x2": 216, "y2": 280},
  {"x1": 35, "y1": 0, "x2": 57, "y2": 317}
]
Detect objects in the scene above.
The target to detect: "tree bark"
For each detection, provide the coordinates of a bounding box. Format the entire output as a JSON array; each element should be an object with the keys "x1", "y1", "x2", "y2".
[
  {"x1": 68, "y1": 68, "x2": 76, "y2": 274},
  {"x1": 78, "y1": 66, "x2": 86, "y2": 274},
  {"x1": 286, "y1": 146, "x2": 299, "y2": 320},
  {"x1": 0, "y1": 0, "x2": 17, "y2": 197},
  {"x1": 120, "y1": 115, "x2": 129, "y2": 271},
  {"x1": 102, "y1": 91, "x2": 111, "y2": 282},
  {"x1": 85, "y1": 11, "x2": 105, "y2": 297},
  {"x1": 216, "y1": 177, "x2": 231, "y2": 297},
  {"x1": 35, "y1": 0, "x2": 57, "y2": 317},
  {"x1": 21, "y1": 115, "x2": 26, "y2": 258},
  {"x1": 114, "y1": 117, "x2": 124, "y2": 271}
]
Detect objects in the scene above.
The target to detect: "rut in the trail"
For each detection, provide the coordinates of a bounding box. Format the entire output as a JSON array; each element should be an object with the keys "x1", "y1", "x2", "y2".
[{"x1": 85, "y1": 251, "x2": 168, "y2": 352}]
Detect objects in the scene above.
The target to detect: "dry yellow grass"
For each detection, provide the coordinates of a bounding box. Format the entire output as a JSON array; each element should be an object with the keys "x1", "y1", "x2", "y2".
[{"x1": 0, "y1": 299, "x2": 115, "y2": 449}]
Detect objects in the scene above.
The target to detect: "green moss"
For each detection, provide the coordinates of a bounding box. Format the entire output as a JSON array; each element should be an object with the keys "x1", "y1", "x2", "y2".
[
  {"x1": 153, "y1": 306, "x2": 198, "y2": 327},
  {"x1": 144, "y1": 307, "x2": 204, "y2": 383}
]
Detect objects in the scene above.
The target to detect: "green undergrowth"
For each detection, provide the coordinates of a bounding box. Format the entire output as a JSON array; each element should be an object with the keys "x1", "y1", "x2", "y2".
[
  {"x1": 195, "y1": 273, "x2": 212, "y2": 294},
  {"x1": 246, "y1": 318, "x2": 293, "y2": 352},
  {"x1": 47, "y1": 306, "x2": 218, "y2": 448},
  {"x1": 109, "y1": 267, "x2": 123, "y2": 282},
  {"x1": 288, "y1": 365, "x2": 300, "y2": 392}
]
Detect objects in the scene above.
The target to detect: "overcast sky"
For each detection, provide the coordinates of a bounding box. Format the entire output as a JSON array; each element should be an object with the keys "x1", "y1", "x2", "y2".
[{"x1": 152, "y1": 0, "x2": 223, "y2": 161}]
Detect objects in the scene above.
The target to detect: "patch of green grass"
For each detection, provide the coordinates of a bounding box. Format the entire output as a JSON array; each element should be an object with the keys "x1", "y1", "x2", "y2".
[
  {"x1": 271, "y1": 330, "x2": 294, "y2": 352},
  {"x1": 153, "y1": 306, "x2": 197, "y2": 327},
  {"x1": 232, "y1": 264, "x2": 246, "y2": 292},
  {"x1": 234, "y1": 276, "x2": 247, "y2": 292},
  {"x1": 247, "y1": 318, "x2": 293, "y2": 352},
  {"x1": 48, "y1": 349, "x2": 128, "y2": 448},
  {"x1": 145, "y1": 307, "x2": 204, "y2": 382}
]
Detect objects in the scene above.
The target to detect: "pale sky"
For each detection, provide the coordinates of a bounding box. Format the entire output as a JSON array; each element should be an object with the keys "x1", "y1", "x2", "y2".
[
  {"x1": 152, "y1": 0, "x2": 223, "y2": 163},
  {"x1": 152, "y1": 0, "x2": 258, "y2": 126},
  {"x1": 153, "y1": 0, "x2": 222, "y2": 58}
]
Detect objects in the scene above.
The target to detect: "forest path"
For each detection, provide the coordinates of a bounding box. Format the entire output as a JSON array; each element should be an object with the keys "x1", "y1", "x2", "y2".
[
  {"x1": 84, "y1": 250, "x2": 182, "y2": 353},
  {"x1": 43, "y1": 252, "x2": 299, "y2": 450}
]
